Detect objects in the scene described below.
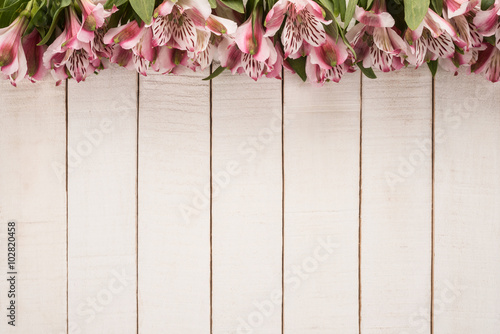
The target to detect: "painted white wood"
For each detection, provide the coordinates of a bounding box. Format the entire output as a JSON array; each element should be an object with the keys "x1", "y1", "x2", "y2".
[
  {"x1": 0, "y1": 80, "x2": 67, "y2": 333},
  {"x1": 67, "y1": 69, "x2": 138, "y2": 334},
  {"x1": 360, "y1": 69, "x2": 432, "y2": 334},
  {"x1": 211, "y1": 73, "x2": 283, "y2": 333},
  {"x1": 283, "y1": 72, "x2": 360, "y2": 333},
  {"x1": 137, "y1": 70, "x2": 211, "y2": 333},
  {"x1": 434, "y1": 71, "x2": 500, "y2": 333}
]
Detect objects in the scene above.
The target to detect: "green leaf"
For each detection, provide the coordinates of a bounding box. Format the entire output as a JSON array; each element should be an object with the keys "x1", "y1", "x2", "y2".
[
  {"x1": 221, "y1": 0, "x2": 245, "y2": 13},
  {"x1": 404, "y1": 0, "x2": 429, "y2": 30},
  {"x1": 129, "y1": 0, "x2": 154, "y2": 25},
  {"x1": 344, "y1": 0, "x2": 357, "y2": 27},
  {"x1": 338, "y1": 0, "x2": 346, "y2": 20},
  {"x1": 430, "y1": 0, "x2": 442, "y2": 14},
  {"x1": 0, "y1": 0, "x2": 27, "y2": 12},
  {"x1": 333, "y1": 0, "x2": 339, "y2": 16},
  {"x1": 357, "y1": 62, "x2": 377, "y2": 79},
  {"x1": 26, "y1": 0, "x2": 47, "y2": 33},
  {"x1": 317, "y1": 0, "x2": 335, "y2": 18},
  {"x1": 203, "y1": 66, "x2": 226, "y2": 80},
  {"x1": 245, "y1": 0, "x2": 262, "y2": 18},
  {"x1": 481, "y1": 0, "x2": 495, "y2": 10},
  {"x1": 427, "y1": 60, "x2": 438, "y2": 77},
  {"x1": 208, "y1": 0, "x2": 216, "y2": 8},
  {"x1": 104, "y1": 0, "x2": 128, "y2": 10},
  {"x1": 38, "y1": 0, "x2": 72, "y2": 45},
  {"x1": 287, "y1": 57, "x2": 307, "y2": 82},
  {"x1": 483, "y1": 35, "x2": 495, "y2": 46}
]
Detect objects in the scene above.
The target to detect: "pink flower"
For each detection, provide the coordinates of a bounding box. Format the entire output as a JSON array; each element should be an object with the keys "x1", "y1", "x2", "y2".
[
  {"x1": 234, "y1": 11, "x2": 274, "y2": 62},
  {"x1": 152, "y1": 46, "x2": 189, "y2": 73},
  {"x1": 76, "y1": 0, "x2": 117, "y2": 43},
  {"x1": 43, "y1": 7, "x2": 99, "y2": 84},
  {"x1": 444, "y1": 0, "x2": 479, "y2": 18},
  {"x1": 472, "y1": 43, "x2": 500, "y2": 81},
  {"x1": 264, "y1": 0, "x2": 331, "y2": 58},
  {"x1": 23, "y1": 29, "x2": 47, "y2": 82},
  {"x1": 405, "y1": 9, "x2": 457, "y2": 67},
  {"x1": 0, "y1": 16, "x2": 28, "y2": 86},
  {"x1": 104, "y1": 21, "x2": 156, "y2": 75},
  {"x1": 104, "y1": 20, "x2": 146, "y2": 49},
  {"x1": 305, "y1": 35, "x2": 353, "y2": 85},
  {"x1": 218, "y1": 34, "x2": 282, "y2": 80},
  {"x1": 473, "y1": 2, "x2": 500, "y2": 52},
  {"x1": 446, "y1": 11, "x2": 482, "y2": 52},
  {"x1": 308, "y1": 34, "x2": 349, "y2": 69},
  {"x1": 152, "y1": 0, "x2": 214, "y2": 53},
  {"x1": 347, "y1": 1, "x2": 407, "y2": 72},
  {"x1": 305, "y1": 57, "x2": 347, "y2": 85}
]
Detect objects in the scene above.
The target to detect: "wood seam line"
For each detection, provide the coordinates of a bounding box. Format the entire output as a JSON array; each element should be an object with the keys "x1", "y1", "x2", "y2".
[
  {"x1": 430, "y1": 74, "x2": 436, "y2": 334},
  {"x1": 65, "y1": 78, "x2": 69, "y2": 334},
  {"x1": 281, "y1": 68, "x2": 285, "y2": 334},
  {"x1": 210, "y1": 65, "x2": 214, "y2": 334},
  {"x1": 358, "y1": 71, "x2": 363, "y2": 334},
  {"x1": 136, "y1": 73, "x2": 140, "y2": 334}
]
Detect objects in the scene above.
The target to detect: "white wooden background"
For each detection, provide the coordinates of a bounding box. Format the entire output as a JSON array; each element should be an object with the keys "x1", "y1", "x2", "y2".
[{"x1": 0, "y1": 67, "x2": 499, "y2": 334}]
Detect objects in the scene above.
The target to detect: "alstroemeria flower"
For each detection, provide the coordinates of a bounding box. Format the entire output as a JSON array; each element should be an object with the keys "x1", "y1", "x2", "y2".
[
  {"x1": 187, "y1": 43, "x2": 216, "y2": 71},
  {"x1": 43, "y1": 7, "x2": 98, "y2": 84},
  {"x1": 0, "y1": 16, "x2": 28, "y2": 86},
  {"x1": 347, "y1": 1, "x2": 407, "y2": 72},
  {"x1": 206, "y1": 15, "x2": 238, "y2": 36},
  {"x1": 105, "y1": 25, "x2": 156, "y2": 75},
  {"x1": 104, "y1": 20, "x2": 147, "y2": 49},
  {"x1": 264, "y1": 0, "x2": 332, "y2": 58},
  {"x1": 444, "y1": 0, "x2": 479, "y2": 18},
  {"x1": 92, "y1": 27, "x2": 113, "y2": 58},
  {"x1": 234, "y1": 11, "x2": 275, "y2": 62},
  {"x1": 152, "y1": 46, "x2": 189, "y2": 73},
  {"x1": 218, "y1": 33, "x2": 281, "y2": 80},
  {"x1": 305, "y1": 35, "x2": 353, "y2": 85},
  {"x1": 23, "y1": 29, "x2": 47, "y2": 82},
  {"x1": 473, "y1": 2, "x2": 500, "y2": 39},
  {"x1": 152, "y1": 0, "x2": 212, "y2": 53},
  {"x1": 439, "y1": 45, "x2": 482, "y2": 75},
  {"x1": 305, "y1": 57, "x2": 346, "y2": 85},
  {"x1": 77, "y1": 0, "x2": 117, "y2": 43},
  {"x1": 472, "y1": 43, "x2": 500, "y2": 81},
  {"x1": 405, "y1": 9, "x2": 457, "y2": 67},
  {"x1": 446, "y1": 11, "x2": 482, "y2": 52},
  {"x1": 308, "y1": 33, "x2": 349, "y2": 69}
]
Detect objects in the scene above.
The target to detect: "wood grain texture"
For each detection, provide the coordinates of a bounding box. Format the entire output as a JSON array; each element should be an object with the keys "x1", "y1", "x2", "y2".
[
  {"x1": 67, "y1": 69, "x2": 138, "y2": 334},
  {"x1": 361, "y1": 69, "x2": 432, "y2": 334},
  {"x1": 211, "y1": 73, "x2": 282, "y2": 333},
  {"x1": 0, "y1": 79, "x2": 67, "y2": 333},
  {"x1": 138, "y1": 70, "x2": 211, "y2": 333},
  {"x1": 283, "y1": 72, "x2": 360, "y2": 334},
  {"x1": 434, "y1": 71, "x2": 500, "y2": 333}
]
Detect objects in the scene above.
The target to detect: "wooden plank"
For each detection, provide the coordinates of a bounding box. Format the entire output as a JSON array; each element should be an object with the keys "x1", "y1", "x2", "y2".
[
  {"x1": 137, "y1": 70, "x2": 211, "y2": 333},
  {"x1": 67, "y1": 69, "x2": 137, "y2": 333},
  {"x1": 283, "y1": 72, "x2": 360, "y2": 333},
  {"x1": 211, "y1": 73, "x2": 282, "y2": 333},
  {"x1": 361, "y1": 69, "x2": 433, "y2": 333},
  {"x1": 0, "y1": 80, "x2": 67, "y2": 333},
  {"x1": 434, "y1": 71, "x2": 500, "y2": 333}
]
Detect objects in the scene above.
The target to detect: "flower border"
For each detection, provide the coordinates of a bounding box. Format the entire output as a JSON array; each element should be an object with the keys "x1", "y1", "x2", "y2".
[{"x1": 0, "y1": 0, "x2": 498, "y2": 86}]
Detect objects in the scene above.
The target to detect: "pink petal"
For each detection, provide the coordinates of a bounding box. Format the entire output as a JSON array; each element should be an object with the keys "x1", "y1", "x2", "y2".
[
  {"x1": 207, "y1": 15, "x2": 238, "y2": 35},
  {"x1": 104, "y1": 21, "x2": 145, "y2": 49},
  {"x1": 264, "y1": 0, "x2": 287, "y2": 37},
  {"x1": 423, "y1": 9, "x2": 457, "y2": 38},
  {"x1": 473, "y1": 4, "x2": 500, "y2": 36},
  {"x1": 354, "y1": 6, "x2": 395, "y2": 28}
]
